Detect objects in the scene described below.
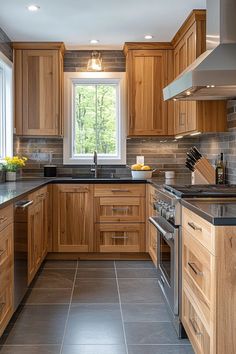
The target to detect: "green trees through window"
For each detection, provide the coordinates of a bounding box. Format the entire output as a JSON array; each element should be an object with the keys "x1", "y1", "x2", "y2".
[{"x1": 74, "y1": 84, "x2": 117, "y2": 156}]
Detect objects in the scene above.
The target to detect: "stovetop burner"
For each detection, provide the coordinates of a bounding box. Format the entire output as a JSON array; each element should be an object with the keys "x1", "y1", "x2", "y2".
[{"x1": 164, "y1": 184, "x2": 236, "y2": 198}]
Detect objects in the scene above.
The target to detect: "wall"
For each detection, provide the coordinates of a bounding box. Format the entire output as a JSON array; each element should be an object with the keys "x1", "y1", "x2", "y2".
[
  {"x1": 14, "y1": 135, "x2": 197, "y2": 178},
  {"x1": 0, "y1": 27, "x2": 12, "y2": 61},
  {"x1": 64, "y1": 50, "x2": 125, "y2": 72},
  {"x1": 199, "y1": 100, "x2": 236, "y2": 183},
  {"x1": 13, "y1": 48, "x2": 236, "y2": 181}
]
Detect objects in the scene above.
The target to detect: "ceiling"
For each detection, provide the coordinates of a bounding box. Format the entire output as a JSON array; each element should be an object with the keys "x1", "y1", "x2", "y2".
[{"x1": 0, "y1": 0, "x2": 206, "y2": 49}]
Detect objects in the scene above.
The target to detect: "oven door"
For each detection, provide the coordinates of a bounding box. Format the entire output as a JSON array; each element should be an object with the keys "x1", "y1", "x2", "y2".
[{"x1": 149, "y1": 216, "x2": 178, "y2": 316}]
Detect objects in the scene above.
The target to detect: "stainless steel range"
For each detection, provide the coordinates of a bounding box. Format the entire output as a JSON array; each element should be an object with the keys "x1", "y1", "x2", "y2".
[
  {"x1": 149, "y1": 183, "x2": 236, "y2": 338},
  {"x1": 149, "y1": 187, "x2": 183, "y2": 337}
]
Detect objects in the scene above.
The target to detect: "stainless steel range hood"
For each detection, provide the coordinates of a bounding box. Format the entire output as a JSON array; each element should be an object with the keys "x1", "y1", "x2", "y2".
[{"x1": 163, "y1": 0, "x2": 236, "y2": 101}]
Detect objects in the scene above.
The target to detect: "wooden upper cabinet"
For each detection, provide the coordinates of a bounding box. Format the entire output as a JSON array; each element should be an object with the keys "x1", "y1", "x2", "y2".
[
  {"x1": 125, "y1": 45, "x2": 173, "y2": 136},
  {"x1": 172, "y1": 11, "x2": 226, "y2": 136},
  {"x1": 13, "y1": 43, "x2": 64, "y2": 136}
]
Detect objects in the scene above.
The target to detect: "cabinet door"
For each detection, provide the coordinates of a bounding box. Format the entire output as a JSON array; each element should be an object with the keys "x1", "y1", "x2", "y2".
[
  {"x1": 148, "y1": 221, "x2": 157, "y2": 267},
  {"x1": 53, "y1": 185, "x2": 94, "y2": 252},
  {"x1": 0, "y1": 224, "x2": 13, "y2": 336},
  {"x1": 128, "y1": 50, "x2": 169, "y2": 136},
  {"x1": 28, "y1": 206, "x2": 36, "y2": 284},
  {"x1": 174, "y1": 39, "x2": 188, "y2": 135},
  {"x1": 22, "y1": 50, "x2": 60, "y2": 136}
]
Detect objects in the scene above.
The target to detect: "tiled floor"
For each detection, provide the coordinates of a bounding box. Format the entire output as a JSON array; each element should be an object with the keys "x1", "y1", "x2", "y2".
[{"x1": 0, "y1": 260, "x2": 194, "y2": 354}]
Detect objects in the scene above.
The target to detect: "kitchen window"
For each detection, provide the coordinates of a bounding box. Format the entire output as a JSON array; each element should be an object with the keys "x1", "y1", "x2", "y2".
[
  {"x1": 0, "y1": 52, "x2": 13, "y2": 159},
  {"x1": 63, "y1": 72, "x2": 126, "y2": 165}
]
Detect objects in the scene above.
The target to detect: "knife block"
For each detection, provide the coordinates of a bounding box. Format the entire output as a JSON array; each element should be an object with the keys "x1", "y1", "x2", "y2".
[{"x1": 191, "y1": 171, "x2": 210, "y2": 185}]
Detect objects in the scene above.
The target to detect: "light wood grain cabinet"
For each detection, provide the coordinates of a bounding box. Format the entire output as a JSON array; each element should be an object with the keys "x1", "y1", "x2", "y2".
[
  {"x1": 13, "y1": 43, "x2": 64, "y2": 136},
  {"x1": 28, "y1": 187, "x2": 49, "y2": 284},
  {"x1": 182, "y1": 206, "x2": 236, "y2": 354},
  {"x1": 173, "y1": 11, "x2": 226, "y2": 136},
  {"x1": 94, "y1": 184, "x2": 146, "y2": 253},
  {"x1": 146, "y1": 184, "x2": 157, "y2": 266},
  {"x1": 95, "y1": 223, "x2": 145, "y2": 253},
  {"x1": 0, "y1": 208, "x2": 14, "y2": 337},
  {"x1": 124, "y1": 46, "x2": 173, "y2": 136},
  {"x1": 52, "y1": 184, "x2": 94, "y2": 252}
]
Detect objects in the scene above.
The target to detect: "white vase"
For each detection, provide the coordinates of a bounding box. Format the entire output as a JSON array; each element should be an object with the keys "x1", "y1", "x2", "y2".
[{"x1": 6, "y1": 171, "x2": 17, "y2": 182}]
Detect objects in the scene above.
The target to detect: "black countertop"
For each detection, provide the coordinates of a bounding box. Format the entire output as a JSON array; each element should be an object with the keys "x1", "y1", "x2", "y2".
[
  {"x1": 181, "y1": 199, "x2": 236, "y2": 226},
  {"x1": 0, "y1": 177, "x2": 149, "y2": 209},
  {"x1": 0, "y1": 175, "x2": 193, "y2": 209}
]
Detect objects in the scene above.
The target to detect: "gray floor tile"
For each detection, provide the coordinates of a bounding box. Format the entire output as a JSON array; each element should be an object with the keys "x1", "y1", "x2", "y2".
[
  {"x1": 77, "y1": 268, "x2": 116, "y2": 278},
  {"x1": 64, "y1": 304, "x2": 125, "y2": 345},
  {"x1": 25, "y1": 288, "x2": 72, "y2": 304},
  {"x1": 0, "y1": 345, "x2": 60, "y2": 354},
  {"x1": 62, "y1": 345, "x2": 127, "y2": 354},
  {"x1": 115, "y1": 261, "x2": 155, "y2": 269},
  {"x1": 117, "y1": 268, "x2": 157, "y2": 278},
  {"x1": 78, "y1": 261, "x2": 114, "y2": 268},
  {"x1": 43, "y1": 260, "x2": 77, "y2": 269},
  {"x1": 72, "y1": 278, "x2": 119, "y2": 303},
  {"x1": 32, "y1": 269, "x2": 75, "y2": 289},
  {"x1": 122, "y1": 303, "x2": 169, "y2": 322},
  {"x1": 128, "y1": 345, "x2": 194, "y2": 354},
  {"x1": 2, "y1": 305, "x2": 68, "y2": 345},
  {"x1": 118, "y1": 278, "x2": 164, "y2": 303},
  {"x1": 125, "y1": 322, "x2": 190, "y2": 345}
]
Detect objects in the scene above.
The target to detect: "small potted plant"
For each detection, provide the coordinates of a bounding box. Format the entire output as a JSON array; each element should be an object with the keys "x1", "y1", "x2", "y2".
[{"x1": 3, "y1": 156, "x2": 27, "y2": 181}]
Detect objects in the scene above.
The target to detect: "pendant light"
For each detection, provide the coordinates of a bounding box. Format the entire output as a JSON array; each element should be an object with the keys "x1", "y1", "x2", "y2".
[{"x1": 87, "y1": 51, "x2": 103, "y2": 71}]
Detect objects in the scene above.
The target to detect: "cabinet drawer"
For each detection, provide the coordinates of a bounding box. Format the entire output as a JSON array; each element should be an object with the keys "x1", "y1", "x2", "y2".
[
  {"x1": 148, "y1": 221, "x2": 157, "y2": 267},
  {"x1": 0, "y1": 224, "x2": 13, "y2": 267},
  {"x1": 95, "y1": 197, "x2": 145, "y2": 222},
  {"x1": 0, "y1": 205, "x2": 13, "y2": 233},
  {"x1": 182, "y1": 207, "x2": 215, "y2": 254},
  {"x1": 96, "y1": 223, "x2": 145, "y2": 253},
  {"x1": 94, "y1": 184, "x2": 145, "y2": 197},
  {"x1": 182, "y1": 286, "x2": 211, "y2": 354},
  {"x1": 183, "y1": 229, "x2": 213, "y2": 309}
]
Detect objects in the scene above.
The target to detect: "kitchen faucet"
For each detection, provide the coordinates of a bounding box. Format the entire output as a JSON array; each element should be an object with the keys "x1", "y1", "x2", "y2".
[{"x1": 91, "y1": 151, "x2": 98, "y2": 178}]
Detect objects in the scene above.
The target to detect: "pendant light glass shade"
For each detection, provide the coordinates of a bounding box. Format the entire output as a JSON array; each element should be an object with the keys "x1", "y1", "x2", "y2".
[{"x1": 87, "y1": 51, "x2": 102, "y2": 71}]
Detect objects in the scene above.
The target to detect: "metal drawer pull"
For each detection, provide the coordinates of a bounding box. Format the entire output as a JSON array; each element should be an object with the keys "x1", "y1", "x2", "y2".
[
  {"x1": 111, "y1": 189, "x2": 130, "y2": 192},
  {"x1": 190, "y1": 318, "x2": 202, "y2": 336},
  {"x1": 112, "y1": 235, "x2": 129, "y2": 240},
  {"x1": 0, "y1": 249, "x2": 6, "y2": 256},
  {"x1": 188, "y1": 262, "x2": 203, "y2": 276},
  {"x1": 188, "y1": 222, "x2": 202, "y2": 232},
  {"x1": 111, "y1": 207, "x2": 129, "y2": 211},
  {"x1": 15, "y1": 200, "x2": 33, "y2": 209}
]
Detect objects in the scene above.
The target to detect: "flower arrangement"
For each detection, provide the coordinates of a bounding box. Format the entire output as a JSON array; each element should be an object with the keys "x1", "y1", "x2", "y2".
[{"x1": 3, "y1": 156, "x2": 27, "y2": 172}]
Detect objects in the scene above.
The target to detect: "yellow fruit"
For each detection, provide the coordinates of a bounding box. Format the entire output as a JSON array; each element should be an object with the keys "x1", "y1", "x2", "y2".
[
  {"x1": 141, "y1": 165, "x2": 152, "y2": 171},
  {"x1": 131, "y1": 164, "x2": 143, "y2": 171}
]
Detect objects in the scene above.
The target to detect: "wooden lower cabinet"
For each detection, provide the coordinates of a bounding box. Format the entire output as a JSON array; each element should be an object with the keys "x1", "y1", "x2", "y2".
[
  {"x1": 148, "y1": 221, "x2": 157, "y2": 266},
  {"x1": 146, "y1": 184, "x2": 157, "y2": 266},
  {"x1": 182, "y1": 207, "x2": 236, "y2": 354},
  {"x1": 182, "y1": 285, "x2": 211, "y2": 354},
  {"x1": 96, "y1": 223, "x2": 145, "y2": 253},
  {"x1": 28, "y1": 187, "x2": 49, "y2": 284},
  {"x1": 0, "y1": 222, "x2": 14, "y2": 336},
  {"x1": 52, "y1": 184, "x2": 94, "y2": 252}
]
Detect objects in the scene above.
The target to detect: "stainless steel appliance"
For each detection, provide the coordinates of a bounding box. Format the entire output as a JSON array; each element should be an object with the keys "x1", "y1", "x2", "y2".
[
  {"x1": 149, "y1": 188, "x2": 184, "y2": 337},
  {"x1": 150, "y1": 183, "x2": 236, "y2": 338},
  {"x1": 14, "y1": 199, "x2": 33, "y2": 310}
]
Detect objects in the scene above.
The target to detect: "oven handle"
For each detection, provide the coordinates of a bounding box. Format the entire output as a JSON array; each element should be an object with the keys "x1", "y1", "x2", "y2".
[{"x1": 149, "y1": 216, "x2": 174, "y2": 242}]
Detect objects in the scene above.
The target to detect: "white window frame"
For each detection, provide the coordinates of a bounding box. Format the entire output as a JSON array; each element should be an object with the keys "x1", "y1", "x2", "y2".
[
  {"x1": 63, "y1": 72, "x2": 126, "y2": 165},
  {"x1": 0, "y1": 51, "x2": 13, "y2": 160}
]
